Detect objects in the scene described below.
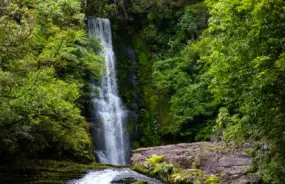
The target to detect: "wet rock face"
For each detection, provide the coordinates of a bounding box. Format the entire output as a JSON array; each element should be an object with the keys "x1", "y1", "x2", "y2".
[{"x1": 131, "y1": 142, "x2": 261, "y2": 184}]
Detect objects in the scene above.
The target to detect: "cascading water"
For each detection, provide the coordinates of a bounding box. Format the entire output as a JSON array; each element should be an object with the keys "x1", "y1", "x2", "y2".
[
  {"x1": 68, "y1": 169, "x2": 163, "y2": 184},
  {"x1": 68, "y1": 18, "x2": 163, "y2": 184},
  {"x1": 88, "y1": 17, "x2": 129, "y2": 165}
]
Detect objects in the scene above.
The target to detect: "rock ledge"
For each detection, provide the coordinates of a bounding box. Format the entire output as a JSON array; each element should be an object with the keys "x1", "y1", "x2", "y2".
[{"x1": 131, "y1": 142, "x2": 261, "y2": 184}]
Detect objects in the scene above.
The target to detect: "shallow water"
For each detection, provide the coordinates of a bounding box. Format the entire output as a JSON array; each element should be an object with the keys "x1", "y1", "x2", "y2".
[{"x1": 67, "y1": 168, "x2": 163, "y2": 184}]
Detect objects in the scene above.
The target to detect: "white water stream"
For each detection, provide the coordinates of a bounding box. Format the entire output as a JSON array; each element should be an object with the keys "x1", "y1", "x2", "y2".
[
  {"x1": 88, "y1": 17, "x2": 128, "y2": 165},
  {"x1": 67, "y1": 169, "x2": 163, "y2": 184}
]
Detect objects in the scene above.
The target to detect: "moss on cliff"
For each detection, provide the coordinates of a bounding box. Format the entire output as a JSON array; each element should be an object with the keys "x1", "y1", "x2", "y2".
[
  {"x1": 111, "y1": 17, "x2": 162, "y2": 148},
  {"x1": 107, "y1": 0, "x2": 210, "y2": 148}
]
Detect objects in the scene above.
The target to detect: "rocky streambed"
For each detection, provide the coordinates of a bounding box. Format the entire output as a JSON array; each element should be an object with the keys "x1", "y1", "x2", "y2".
[
  {"x1": 1, "y1": 142, "x2": 263, "y2": 184},
  {"x1": 131, "y1": 142, "x2": 262, "y2": 184}
]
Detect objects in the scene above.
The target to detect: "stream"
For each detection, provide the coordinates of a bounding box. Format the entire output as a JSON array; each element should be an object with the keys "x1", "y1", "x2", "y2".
[{"x1": 67, "y1": 168, "x2": 163, "y2": 184}]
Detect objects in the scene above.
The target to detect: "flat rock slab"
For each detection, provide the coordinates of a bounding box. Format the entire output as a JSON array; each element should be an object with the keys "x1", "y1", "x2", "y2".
[{"x1": 131, "y1": 142, "x2": 261, "y2": 184}]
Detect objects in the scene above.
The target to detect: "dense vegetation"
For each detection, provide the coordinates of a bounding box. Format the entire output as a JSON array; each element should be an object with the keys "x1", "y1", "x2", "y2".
[
  {"x1": 112, "y1": 0, "x2": 213, "y2": 146},
  {"x1": 99, "y1": 0, "x2": 285, "y2": 182},
  {"x1": 201, "y1": 0, "x2": 285, "y2": 182},
  {"x1": 1, "y1": 0, "x2": 285, "y2": 183},
  {"x1": 0, "y1": 0, "x2": 102, "y2": 162}
]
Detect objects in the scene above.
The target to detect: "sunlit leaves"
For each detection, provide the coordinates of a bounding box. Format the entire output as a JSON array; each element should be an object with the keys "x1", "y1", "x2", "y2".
[{"x1": 0, "y1": 0, "x2": 101, "y2": 161}]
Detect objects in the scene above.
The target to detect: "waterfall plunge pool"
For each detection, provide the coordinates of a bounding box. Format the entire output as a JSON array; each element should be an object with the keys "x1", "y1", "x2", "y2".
[{"x1": 67, "y1": 168, "x2": 163, "y2": 184}]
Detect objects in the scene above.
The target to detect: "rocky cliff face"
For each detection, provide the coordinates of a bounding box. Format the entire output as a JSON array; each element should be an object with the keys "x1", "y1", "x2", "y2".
[{"x1": 131, "y1": 142, "x2": 261, "y2": 184}]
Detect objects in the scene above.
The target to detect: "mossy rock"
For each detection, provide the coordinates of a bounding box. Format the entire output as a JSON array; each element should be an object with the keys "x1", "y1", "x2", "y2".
[{"x1": 0, "y1": 160, "x2": 110, "y2": 184}]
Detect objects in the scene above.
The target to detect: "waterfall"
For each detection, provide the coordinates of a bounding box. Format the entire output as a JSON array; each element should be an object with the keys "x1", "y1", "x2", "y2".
[{"x1": 88, "y1": 17, "x2": 129, "y2": 165}]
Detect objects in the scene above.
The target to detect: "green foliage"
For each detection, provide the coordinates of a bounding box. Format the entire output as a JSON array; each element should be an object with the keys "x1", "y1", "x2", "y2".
[
  {"x1": 120, "y1": 0, "x2": 212, "y2": 145},
  {"x1": 0, "y1": 0, "x2": 102, "y2": 162},
  {"x1": 130, "y1": 34, "x2": 163, "y2": 147},
  {"x1": 85, "y1": 0, "x2": 127, "y2": 18},
  {"x1": 1, "y1": 69, "x2": 90, "y2": 158},
  {"x1": 171, "y1": 169, "x2": 205, "y2": 184},
  {"x1": 135, "y1": 156, "x2": 218, "y2": 184},
  {"x1": 152, "y1": 43, "x2": 218, "y2": 140},
  {"x1": 171, "y1": 172, "x2": 193, "y2": 184},
  {"x1": 128, "y1": 0, "x2": 285, "y2": 182},
  {"x1": 150, "y1": 163, "x2": 173, "y2": 181},
  {"x1": 178, "y1": 11, "x2": 197, "y2": 34},
  {"x1": 213, "y1": 108, "x2": 245, "y2": 143},
  {"x1": 143, "y1": 154, "x2": 174, "y2": 183},
  {"x1": 198, "y1": 0, "x2": 285, "y2": 182},
  {"x1": 146, "y1": 154, "x2": 165, "y2": 164},
  {"x1": 206, "y1": 175, "x2": 219, "y2": 184}
]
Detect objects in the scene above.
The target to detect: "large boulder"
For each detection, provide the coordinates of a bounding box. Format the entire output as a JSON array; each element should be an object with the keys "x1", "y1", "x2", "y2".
[{"x1": 131, "y1": 142, "x2": 261, "y2": 184}]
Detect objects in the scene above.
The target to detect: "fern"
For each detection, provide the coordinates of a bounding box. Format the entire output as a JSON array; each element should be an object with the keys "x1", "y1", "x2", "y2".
[{"x1": 146, "y1": 154, "x2": 165, "y2": 164}]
